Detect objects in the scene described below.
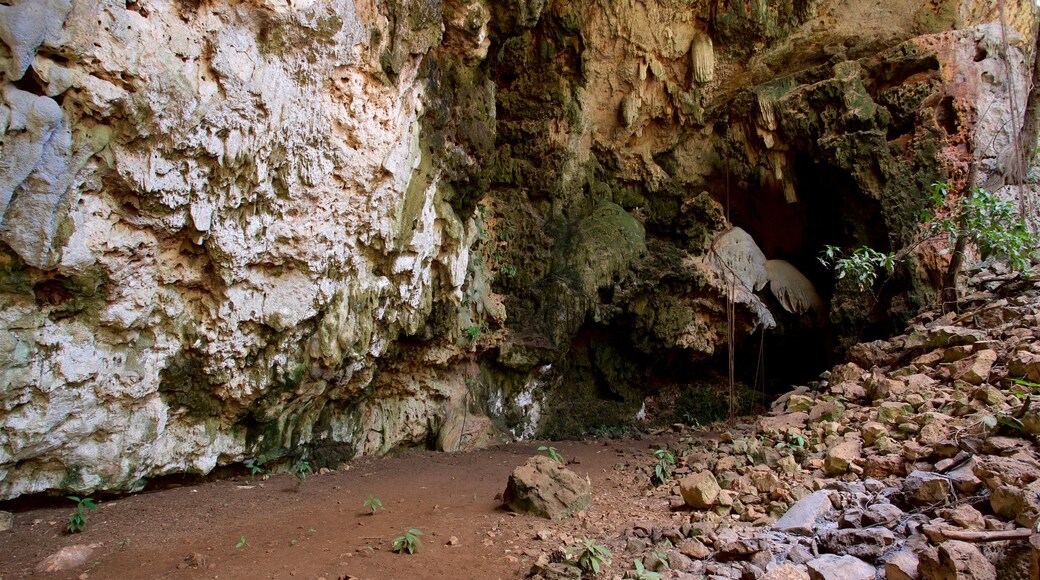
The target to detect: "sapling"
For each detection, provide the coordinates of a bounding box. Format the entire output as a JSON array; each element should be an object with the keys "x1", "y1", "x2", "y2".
[
  {"x1": 66, "y1": 495, "x2": 97, "y2": 533},
  {"x1": 391, "y1": 528, "x2": 423, "y2": 554},
  {"x1": 290, "y1": 459, "x2": 312, "y2": 489},
  {"x1": 568, "y1": 537, "x2": 612, "y2": 575},
  {"x1": 363, "y1": 494, "x2": 383, "y2": 514},
  {"x1": 537, "y1": 445, "x2": 564, "y2": 464}
]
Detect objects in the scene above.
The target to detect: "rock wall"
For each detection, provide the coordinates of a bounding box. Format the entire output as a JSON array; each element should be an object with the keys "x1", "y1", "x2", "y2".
[{"x1": 0, "y1": 0, "x2": 1035, "y2": 498}]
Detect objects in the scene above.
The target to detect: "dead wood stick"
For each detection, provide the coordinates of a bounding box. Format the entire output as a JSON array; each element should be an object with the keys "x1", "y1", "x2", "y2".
[{"x1": 923, "y1": 525, "x2": 1034, "y2": 542}]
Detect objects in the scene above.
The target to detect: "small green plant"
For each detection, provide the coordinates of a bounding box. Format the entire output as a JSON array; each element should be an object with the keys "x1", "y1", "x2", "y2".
[
  {"x1": 290, "y1": 459, "x2": 312, "y2": 487},
  {"x1": 633, "y1": 559, "x2": 662, "y2": 580},
  {"x1": 498, "y1": 263, "x2": 519, "y2": 279},
  {"x1": 650, "y1": 449, "x2": 675, "y2": 486},
  {"x1": 786, "y1": 432, "x2": 807, "y2": 448},
  {"x1": 568, "y1": 537, "x2": 612, "y2": 575},
  {"x1": 537, "y1": 445, "x2": 564, "y2": 464},
  {"x1": 245, "y1": 458, "x2": 267, "y2": 481},
  {"x1": 363, "y1": 494, "x2": 383, "y2": 514},
  {"x1": 819, "y1": 245, "x2": 895, "y2": 291},
  {"x1": 66, "y1": 495, "x2": 97, "y2": 533},
  {"x1": 236, "y1": 536, "x2": 248, "y2": 548},
  {"x1": 391, "y1": 528, "x2": 424, "y2": 554},
  {"x1": 821, "y1": 181, "x2": 1037, "y2": 310}
]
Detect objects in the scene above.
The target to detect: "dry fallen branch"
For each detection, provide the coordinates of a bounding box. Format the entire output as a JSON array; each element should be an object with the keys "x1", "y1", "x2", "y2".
[{"x1": 922, "y1": 524, "x2": 1034, "y2": 543}]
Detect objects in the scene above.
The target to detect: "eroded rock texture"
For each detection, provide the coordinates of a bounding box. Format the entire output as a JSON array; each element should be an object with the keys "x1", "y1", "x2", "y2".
[{"x1": 0, "y1": 0, "x2": 1035, "y2": 497}]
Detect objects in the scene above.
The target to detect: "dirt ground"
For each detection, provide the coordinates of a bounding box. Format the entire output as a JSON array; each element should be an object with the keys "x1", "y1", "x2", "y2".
[{"x1": 0, "y1": 435, "x2": 682, "y2": 580}]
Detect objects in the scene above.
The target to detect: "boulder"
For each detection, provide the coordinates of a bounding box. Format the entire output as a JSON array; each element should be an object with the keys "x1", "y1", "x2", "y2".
[
  {"x1": 502, "y1": 456, "x2": 591, "y2": 520},
  {"x1": 680, "y1": 470, "x2": 722, "y2": 509}
]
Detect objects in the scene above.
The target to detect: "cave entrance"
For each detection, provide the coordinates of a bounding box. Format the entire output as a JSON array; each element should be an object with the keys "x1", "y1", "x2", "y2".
[{"x1": 719, "y1": 153, "x2": 888, "y2": 391}]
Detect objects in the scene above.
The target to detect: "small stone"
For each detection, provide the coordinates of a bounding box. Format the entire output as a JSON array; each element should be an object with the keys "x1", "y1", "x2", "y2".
[
  {"x1": 947, "y1": 505, "x2": 985, "y2": 530},
  {"x1": 918, "y1": 540, "x2": 996, "y2": 580},
  {"x1": 788, "y1": 544, "x2": 814, "y2": 564},
  {"x1": 777, "y1": 454, "x2": 800, "y2": 476},
  {"x1": 762, "y1": 563, "x2": 810, "y2": 580},
  {"x1": 788, "y1": 395, "x2": 815, "y2": 413},
  {"x1": 870, "y1": 378, "x2": 908, "y2": 400},
  {"x1": 878, "y1": 402, "x2": 913, "y2": 424},
  {"x1": 36, "y1": 545, "x2": 94, "y2": 573},
  {"x1": 680, "y1": 471, "x2": 722, "y2": 509},
  {"x1": 990, "y1": 480, "x2": 1040, "y2": 528},
  {"x1": 917, "y1": 422, "x2": 949, "y2": 447},
  {"x1": 884, "y1": 550, "x2": 919, "y2": 580},
  {"x1": 946, "y1": 460, "x2": 982, "y2": 494},
  {"x1": 943, "y1": 345, "x2": 975, "y2": 362},
  {"x1": 817, "y1": 527, "x2": 895, "y2": 560},
  {"x1": 954, "y1": 350, "x2": 996, "y2": 386},
  {"x1": 972, "y1": 385, "x2": 1005, "y2": 406},
  {"x1": 0, "y1": 510, "x2": 12, "y2": 532},
  {"x1": 809, "y1": 400, "x2": 846, "y2": 423},
  {"x1": 897, "y1": 422, "x2": 920, "y2": 434},
  {"x1": 861, "y1": 422, "x2": 888, "y2": 446},
  {"x1": 905, "y1": 393, "x2": 926, "y2": 409},
  {"x1": 678, "y1": 537, "x2": 711, "y2": 559},
  {"x1": 824, "y1": 440, "x2": 861, "y2": 475},
  {"x1": 625, "y1": 537, "x2": 650, "y2": 554},
  {"x1": 531, "y1": 562, "x2": 583, "y2": 579},
  {"x1": 902, "y1": 471, "x2": 952, "y2": 506},
  {"x1": 447, "y1": 536, "x2": 460, "y2": 546},
  {"x1": 751, "y1": 466, "x2": 782, "y2": 494},
  {"x1": 863, "y1": 502, "x2": 904, "y2": 528},
  {"x1": 863, "y1": 454, "x2": 906, "y2": 478},
  {"x1": 806, "y1": 554, "x2": 876, "y2": 580}
]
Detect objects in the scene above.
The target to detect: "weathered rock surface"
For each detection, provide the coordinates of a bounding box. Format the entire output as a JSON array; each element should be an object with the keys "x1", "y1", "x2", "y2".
[
  {"x1": 502, "y1": 456, "x2": 591, "y2": 520},
  {"x1": 774, "y1": 491, "x2": 834, "y2": 536},
  {"x1": 679, "y1": 471, "x2": 722, "y2": 509},
  {"x1": 0, "y1": 0, "x2": 1037, "y2": 501},
  {"x1": 35, "y1": 544, "x2": 93, "y2": 573},
  {"x1": 807, "y1": 554, "x2": 876, "y2": 580}
]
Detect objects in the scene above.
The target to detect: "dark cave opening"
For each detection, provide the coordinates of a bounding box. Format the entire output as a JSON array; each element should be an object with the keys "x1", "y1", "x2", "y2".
[{"x1": 714, "y1": 153, "x2": 892, "y2": 391}]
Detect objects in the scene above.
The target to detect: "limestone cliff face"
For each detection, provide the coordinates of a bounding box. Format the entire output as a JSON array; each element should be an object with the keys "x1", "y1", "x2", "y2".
[{"x1": 0, "y1": 0, "x2": 1034, "y2": 498}]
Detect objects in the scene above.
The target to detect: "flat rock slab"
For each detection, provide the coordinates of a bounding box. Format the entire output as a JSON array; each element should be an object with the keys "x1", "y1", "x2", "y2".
[
  {"x1": 503, "y1": 456, "x2": 591, "y2": 520},
  {"x1": 807, "y1": 554, "x2": 876, "y2": 580},
  {"x1": 774, "y1": 490, "x2": 833, "y2": 536}
]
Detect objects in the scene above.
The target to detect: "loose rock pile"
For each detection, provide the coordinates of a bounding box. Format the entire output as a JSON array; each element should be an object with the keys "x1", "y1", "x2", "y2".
[{"x1": 599, "y1": 269, "x2": 1040, "y2": 579}]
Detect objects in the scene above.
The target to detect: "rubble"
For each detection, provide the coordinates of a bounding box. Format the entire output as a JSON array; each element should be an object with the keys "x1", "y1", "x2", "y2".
[{"x1": 600, "y1": 268, "x2": 1040, "y2": 579}]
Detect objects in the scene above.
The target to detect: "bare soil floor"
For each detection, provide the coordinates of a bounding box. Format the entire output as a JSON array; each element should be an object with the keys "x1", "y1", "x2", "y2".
[{"x1": 0, "y1": 435, "x2": 679, "y2": 580}]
